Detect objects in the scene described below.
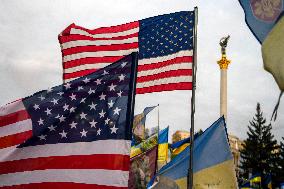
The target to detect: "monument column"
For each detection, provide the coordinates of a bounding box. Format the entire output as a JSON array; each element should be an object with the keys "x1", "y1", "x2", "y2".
[{"x1": 217, "y1": 36, "x2": 231, "y2": 120}]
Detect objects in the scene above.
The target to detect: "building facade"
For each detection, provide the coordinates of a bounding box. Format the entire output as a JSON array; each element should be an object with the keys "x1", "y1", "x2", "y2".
[{"x1": 228, "y1": 134, "x2": 244, "y2": 175}]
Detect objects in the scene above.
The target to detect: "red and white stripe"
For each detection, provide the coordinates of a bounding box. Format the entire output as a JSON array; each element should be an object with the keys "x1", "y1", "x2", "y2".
[
  {"x1": 0, "y1": 100, "x2": 32, "y2": 150},
  {"x1": 0, "y1": 100, "x2": 131, "y2": 188},
  {"x1": 59, "y1": 23, "x2": 193, "y2": 94}
]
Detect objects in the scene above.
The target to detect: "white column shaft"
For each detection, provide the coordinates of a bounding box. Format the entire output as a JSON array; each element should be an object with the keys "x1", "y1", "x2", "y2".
[{"x1": 220, "y1": 69, "x2": 227, "y2": 120}]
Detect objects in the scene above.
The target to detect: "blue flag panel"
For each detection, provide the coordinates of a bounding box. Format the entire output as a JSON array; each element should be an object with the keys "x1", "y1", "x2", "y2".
[{"x1": 239, "y1": 0, "x2": 284, "y2": 43}]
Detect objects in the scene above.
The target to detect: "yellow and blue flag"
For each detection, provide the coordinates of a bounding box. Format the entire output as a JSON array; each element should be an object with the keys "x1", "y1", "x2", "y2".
[
  {"x1": 250, "y1": 173, "x2": 261, "y2": 183},
  {"x1": 238, "y1": 0, "x2": 284, "y2": 43},
  {"x1": 262, "y1": 15, "x2": 284, "y2": 91},
  {"x1": 148, "y1": 116, "x2": 237, "y2": 189},
  {"x1": 170, "y1": 132, "x2": 202, "y2": 159},
  {"x1": 239, "y1": 1, "x2": 284, "y2": 92},
  {"x1": 158, "y1": 127, "x2": 169, "y2": 163},
  {"x1": 171, "y1": 136, "x2": 190, "y2": 160},
  {"x1": 241, "y1": 173, "x2": 261, "y2": 189}
]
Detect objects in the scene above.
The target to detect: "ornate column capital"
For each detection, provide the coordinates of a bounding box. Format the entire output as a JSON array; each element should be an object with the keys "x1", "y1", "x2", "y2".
[{"x1": 218, "y1": 56, "x2": 231, "y2": 70}]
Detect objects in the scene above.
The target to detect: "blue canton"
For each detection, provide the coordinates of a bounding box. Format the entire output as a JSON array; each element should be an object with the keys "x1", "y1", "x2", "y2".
[
  {"x1": 139, "y1": 11, "x2": 194, "y2": 59},
  {"x1": 21, "y1": 55, "x2": 135, "y2": 147}
]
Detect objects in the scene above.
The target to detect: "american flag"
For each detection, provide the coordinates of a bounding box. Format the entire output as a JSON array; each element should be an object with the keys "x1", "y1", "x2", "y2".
[
  {"x1": 59, "y1": 11, "x2": 194, "y2": 94},
  {"x1": 0, "y1": 54, "x2": 137, "y2": 188}
]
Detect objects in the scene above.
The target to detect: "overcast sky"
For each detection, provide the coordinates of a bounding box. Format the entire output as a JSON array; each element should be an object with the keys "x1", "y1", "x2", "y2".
[{"x1": 0, "y1": 0, "x2": 283, "y2": 142}]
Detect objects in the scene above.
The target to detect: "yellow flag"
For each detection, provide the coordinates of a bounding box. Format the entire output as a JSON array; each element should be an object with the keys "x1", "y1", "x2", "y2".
[{"x1": 262, "y1": 16, "x2": 284, "y2": 91}]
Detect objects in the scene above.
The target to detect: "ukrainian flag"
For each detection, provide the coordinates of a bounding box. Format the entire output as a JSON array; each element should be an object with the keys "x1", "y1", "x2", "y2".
[
  {"x1": 158, "y1": 127, "x2": 169, "y2": 163},
  {"x1": 241, "y1": 173, "x2": 261, "y2": 189},
  {"x1": 262, "y1": 15, "x2": 284, "y2": 91},
  {"x1": 239, "y1": 0, "x2": 284, "y2": 91},
  {"x1": 171, "y1": 136, "x2": 190, "y2": 160},
  {"x1": 171, "y1": 132, "x2": 202, "y2": 159},
  {"x1": 149, "y1": 116, "x2": 237, "y2": 189},
  {"x1": 249, "y1": 173, "x2": 261, "y2": 184},
  {"x1": 238, "y1": 0, "x2": 284, "y2": 43}
]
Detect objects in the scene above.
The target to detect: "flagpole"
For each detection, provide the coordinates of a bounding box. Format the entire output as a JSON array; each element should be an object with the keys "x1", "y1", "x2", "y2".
[
  {"x1": 157, "y1": 104, "x2": 160, "y2": 133},
  {"x1": 188, "y1": 7, "x2": 198, "y2": 189},
  {"x1": 156, "y1": 104, "x2": 160, "y2": 171},
  {"x1": 127, "y1": 52, "x2": 139, "y2": 140}
]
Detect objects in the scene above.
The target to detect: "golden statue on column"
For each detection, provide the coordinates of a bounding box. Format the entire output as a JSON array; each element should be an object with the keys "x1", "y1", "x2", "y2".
[
  {"x1": 218, "y1": 36, "x2": 231, "y2": 69},
  {"x1": 217, "y1": 35, "x2": 231, "y2": 120}
]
